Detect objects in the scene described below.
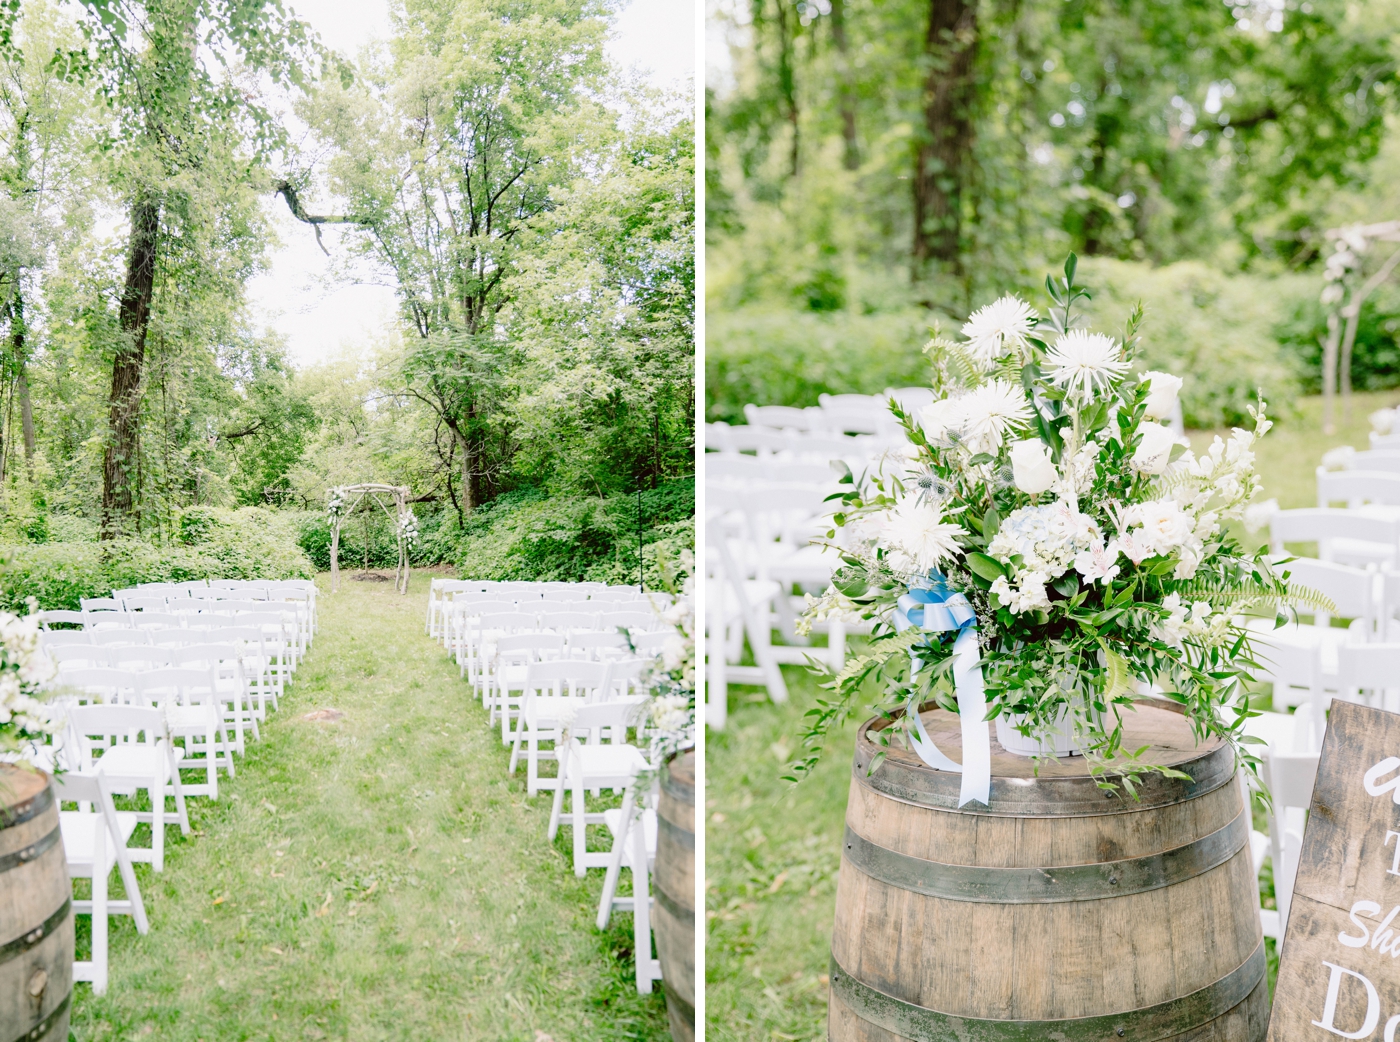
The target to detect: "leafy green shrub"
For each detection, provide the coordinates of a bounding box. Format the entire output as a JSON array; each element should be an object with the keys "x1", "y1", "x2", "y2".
[
  {"x1": 1078, "y1": 258, "x2": 1308, "y2": 428},
  {"x1": 706, "y1": 309, "x2": 939, "y2": 423},
  {"x1": 707, "y1": 261, "x2": 1310, "y2": 430},
  {"x1": 424, "y1": 478, "x2": 695, "y2": 583},
  {"x1": 1274, "y1": 282, "x2": 1400, "y2": 394},
  {"x1": 0, "y1": 506, "x2": 314, "y2": 610}
]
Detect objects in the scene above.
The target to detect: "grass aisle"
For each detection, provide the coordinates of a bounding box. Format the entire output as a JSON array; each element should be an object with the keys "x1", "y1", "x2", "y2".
[{"x1": 71, "y1": 572, "x2": 669, "y2": 1041}]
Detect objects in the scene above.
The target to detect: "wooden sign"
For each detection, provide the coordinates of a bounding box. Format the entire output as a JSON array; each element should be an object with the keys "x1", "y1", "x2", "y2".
[{"x1": 1270, "y1": 700, "x2": 1400, "y2": 1040}]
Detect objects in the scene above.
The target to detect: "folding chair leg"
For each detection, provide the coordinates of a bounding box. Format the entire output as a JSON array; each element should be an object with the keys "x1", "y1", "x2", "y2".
[
  {"x1": 597, "y1": 789, "x2": 636, "y2": 930},
  {"x1": 572, "y1": 779, "x2": 588, "y2": 878},
  {"x1": 633, "y1": 822, "x2": 658, "y2": 994},
  {"x1": 91, "y1": 852, "x2": 109, "y2": 996}
]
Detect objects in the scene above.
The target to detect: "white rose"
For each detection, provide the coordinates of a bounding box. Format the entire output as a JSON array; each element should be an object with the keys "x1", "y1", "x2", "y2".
[
  {"x1": 1008, "y1": 438, "x2": 1057, "y2": 494},
  {"x1": 1132, "y1": 421, "x2": 1180, "y2": 475},
  {"x1": 1132, "y1": 499, "x2": 1194, "y2": 555},
  {"x1": 918, "y1": 398, "x2": 963, "y2": 443},
  {"x1": 1140, "y1": 371, "x2": 1183, "y2": 421}
]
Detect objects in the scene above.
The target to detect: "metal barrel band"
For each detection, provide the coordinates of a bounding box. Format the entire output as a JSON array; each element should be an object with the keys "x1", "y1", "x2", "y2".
[
  {"x1": 842, "y1": 807, "x2": 1249, "y2": 904},
  {"x1": 0, "y1": 898, "x2": 72, "y2": 969},
  {"x1": 657, "y1": 814, "x2": 695, "y2": 851},
  {"x1": 662, "y1": 979, "x2": 695, "y2": 1025},
  {"x1": 652, "y1": 878, "x2": 692, "y2": 923},
  {"x1": 0, "y1": 826, "x2": 61, "y2": 876},
  {"x1": 830, "y1": 941, "x2": 1265, "y2": 1042},
  {"x1": 0, "y1": 785, "x2": 54, "y2": 833},
  {"x1": 5, "y1": 988, "x2": 70, "y2": 1042},
  {"x1": 854, "y1": 719, "x2": 1236, "y2": 818}
]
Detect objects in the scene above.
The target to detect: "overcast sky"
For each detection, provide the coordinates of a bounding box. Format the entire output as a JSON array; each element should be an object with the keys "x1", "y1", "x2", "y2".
[{"x1": 246, "y1": 0, "x2": 696, "y2": 370}]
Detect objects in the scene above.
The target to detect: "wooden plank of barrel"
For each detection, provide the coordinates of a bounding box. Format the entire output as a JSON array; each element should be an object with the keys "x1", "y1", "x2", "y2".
[
  {"x1": 655, "y1": 750, "x2": 695, "y2": 1042},
  {"x1": 0, "y1": 765, "x2": 74, "y2": 1042},
  {"x1": 829, "y1": 705, "x2": 1267, "y2": 1042}
]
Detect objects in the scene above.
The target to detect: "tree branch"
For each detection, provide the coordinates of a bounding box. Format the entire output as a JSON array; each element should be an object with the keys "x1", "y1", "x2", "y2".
[{"x1": 273, "y1": 178, "x2": 364, "y2": 256}]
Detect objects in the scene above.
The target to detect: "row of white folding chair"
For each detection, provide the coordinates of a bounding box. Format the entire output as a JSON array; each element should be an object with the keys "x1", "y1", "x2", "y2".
[
  {"x1": 434, "y1": 590, "x2": 663, "y2": 996},
  {"x1": 442, "y1": 594, "x2": 667, "y2": 650},
  {"x1": 428, "y1": 579, "x2": 633, "y2": 636},
  {"x1": 102, "y1": 599, "x2": 311, "y2": 663},
  {"x1": 53, "y1": 659, "x2": 249, "y2": 784},
  {"x1": 44, "y1": 624, "x2": 287, "y2": 742},
  {"x1": 485, "y1": 633, "x2": 652, "y2": 741},
  {"x1": 453, "y1": 607, "x2": 670, "y2": 678},
  {"x1": 57, "y1": 609, "x2": 300, "y2": 681}
]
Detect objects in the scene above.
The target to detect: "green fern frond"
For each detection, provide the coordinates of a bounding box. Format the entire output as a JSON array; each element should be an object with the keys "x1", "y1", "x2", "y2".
[
  {"x1": 1175, "y1": 578, "x2": 1335, "y2": 614},
  {"x1": 925, "y1": 337, "x2": 983, "y2": 389},
  {"x1": 1279, "y1": 582, "x2": 1337, "y2": 614}
]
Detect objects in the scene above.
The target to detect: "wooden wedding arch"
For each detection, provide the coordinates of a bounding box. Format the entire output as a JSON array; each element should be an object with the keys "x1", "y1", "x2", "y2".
[
  {"x1": 1320, "y1": 219, "x2": 1400, "y2": 433},
  {"x1": 327, "y1": 483, "x2": 414, "y2": 595}
]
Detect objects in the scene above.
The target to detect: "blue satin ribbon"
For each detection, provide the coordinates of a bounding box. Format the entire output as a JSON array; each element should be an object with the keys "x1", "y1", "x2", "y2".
[{"x1": 893, "y1": 573, "x2": 992, "y2": 808}]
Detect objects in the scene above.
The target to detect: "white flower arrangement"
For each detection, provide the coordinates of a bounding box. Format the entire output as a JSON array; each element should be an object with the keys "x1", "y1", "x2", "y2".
[
  {"x1": 326, "y1": 488, "x2": 346, "y2": 522},
  {"x1": 398, "y1": 509, "x2": 419, "y2": 547},
  {"x1": 794, "y1": 257, "x2": 1309, "y2": 798},
  {"x1": 0, "y1": 604, "x2": 59, "y2": 762},
  {"x1": 638, "y1": 554, "x2": 696, "y2": 766}
]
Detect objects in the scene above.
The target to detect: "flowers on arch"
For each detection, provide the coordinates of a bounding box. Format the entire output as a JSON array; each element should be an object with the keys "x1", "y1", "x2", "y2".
[
  {"x1": 0, "y1": 603, "x2": 60, "y2": 761},
  {"x1": 398, "y1": 509, "x2": 419, "y2": 547}
]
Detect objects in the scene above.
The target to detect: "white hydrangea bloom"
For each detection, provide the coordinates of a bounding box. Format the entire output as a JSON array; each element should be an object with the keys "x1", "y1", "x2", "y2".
[{"x1": 987, "y1": 502, "x2": 1114, "y2": 611}]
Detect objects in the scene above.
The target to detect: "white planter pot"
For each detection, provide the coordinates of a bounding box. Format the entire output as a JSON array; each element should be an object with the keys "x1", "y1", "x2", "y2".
[{"x1": 995, "y1": 705, "x2": 1084, "y2": 758}]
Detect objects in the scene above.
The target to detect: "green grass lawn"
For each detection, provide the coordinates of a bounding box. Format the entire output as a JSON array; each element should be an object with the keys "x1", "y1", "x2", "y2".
[
  {"x1": 704, "y1": 392, "x2": 1394, "y2": 1041},
  {"x1": 71, "y1": 571, "x2": 669, "y2": 1042}
]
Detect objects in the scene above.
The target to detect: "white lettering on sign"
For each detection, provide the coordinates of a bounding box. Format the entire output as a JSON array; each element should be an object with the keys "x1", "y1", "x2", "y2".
[
  {"x1": 1365, "y1": 758, "x2": 1400, "y2": 804},
  {"x1": 1389, "y1": 833, "x2": 1400, "y2": 878},
  {"x1": 1314, "y1": 961, "x2": 1382, "y2": 1038}
]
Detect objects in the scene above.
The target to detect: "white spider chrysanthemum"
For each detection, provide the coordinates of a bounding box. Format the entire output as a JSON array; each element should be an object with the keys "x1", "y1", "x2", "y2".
[
  {"x1": 961, "y1": 295, "x2": 1037, "y2": 365},
  {"x1": 1044, "y1": 330, "x2": 1129, "y2": 400},
  {"x1": 958, "y1": 379, "x2": 1032, "y2": 454},
  {"x1": 881, "y1": 498, "x2": 966, "y2": 575}
]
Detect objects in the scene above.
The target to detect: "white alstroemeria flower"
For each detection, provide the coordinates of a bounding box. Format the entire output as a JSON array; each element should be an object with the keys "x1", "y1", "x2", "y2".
[
  {"x1": 1009, "y1": 438, "x2": 1057, "y2": 494},
  {"x1": 1044, "y1": 331, "x2": 1130, "y2": 400},
  {"x1": 1073, "y1": 538, "x2": 1122, "y2": 585},
  {"x1": 880, "y1": 497, "x2": 966, "y2": 575},
  {"x1": 958, "y1": 379, "x2": 1032, "y2": 455},
  {"x1": 1132, "y1": 421, "x2": 1181, "y2": 475},
  {"x1": 1140, "y1": 370, "x2": 1184, "y2": 421},
  {"x1": 960, "y1": 295, "x2": 1037, "y2": 366},
  {"x1": 991, "y1": 571, "x2": 1052, "y2": 614}
]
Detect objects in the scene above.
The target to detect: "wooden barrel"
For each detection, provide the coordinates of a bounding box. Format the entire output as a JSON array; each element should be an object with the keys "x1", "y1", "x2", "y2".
[
  {"x1": 655, "y1": 751, "x2": 695, "y2": 1042},
  {"x1": 830, "y1": 705, "x2": 1266, "y2": 1042},
  {"x1": 0, "y1": 765, "x2": 73, "y2": 1042}
]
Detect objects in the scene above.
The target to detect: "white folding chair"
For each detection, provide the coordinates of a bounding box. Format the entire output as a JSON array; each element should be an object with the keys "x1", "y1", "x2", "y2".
[
  {"x1": 509, "y1": 660, "x2": 613, "y2": 796},
  {"x1": 490, "y1": 632, "x2": 565, "y2": 743},
  {"x1": 54, "y1": 769, "x2": 149, "y2": 996},
  {"x1": 1261, "y1": 748, "x2": 1320, "y2": 941},
  {"x1": 596, "y1": 778, "x2": 662, "y2": 995},
  {"x1": 547, "y1": 700, "x2": 651, "y2": 877},
  {"x1": 1318, "y1": 468, "x2": 1400, "y2": 508},
  {"x1": 40, "y1": 610, "x2": 86, "y2": 630},
  {"x1": 1269, "y1": 508, "x2": 1400, "y2": 570},
  {"x1": 66, "y1": 704, "x2": 189, "y2": 872},
  {"x1": 140, "y1": 665, "x2": 233, "y2": 798}
]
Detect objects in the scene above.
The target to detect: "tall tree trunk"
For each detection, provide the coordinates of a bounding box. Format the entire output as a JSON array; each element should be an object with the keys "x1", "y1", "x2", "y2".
[
  {"x1": 102, "y1": 194, "x2": 160, "y2": 539},
  {"x1": 12, "y1": 293, "x2": 33, "y2": 461},
  {"x1": 830, "y1": 0, "x2": 859, "y2": 170},
  {"x1": 911, "y1": 0, "x2": 977, "y2": 277},
  {"x1": 457, "y1": 430, "x2": 475, "y2": 516},
  {"x1": 773, "y1": 0, "x2": 799, "y2": 177}
]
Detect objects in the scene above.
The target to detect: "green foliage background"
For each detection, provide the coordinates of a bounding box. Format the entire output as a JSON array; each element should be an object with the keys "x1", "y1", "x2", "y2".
[{"x1": 0, "y1": 0, "x2": 694, "y2": 604}]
